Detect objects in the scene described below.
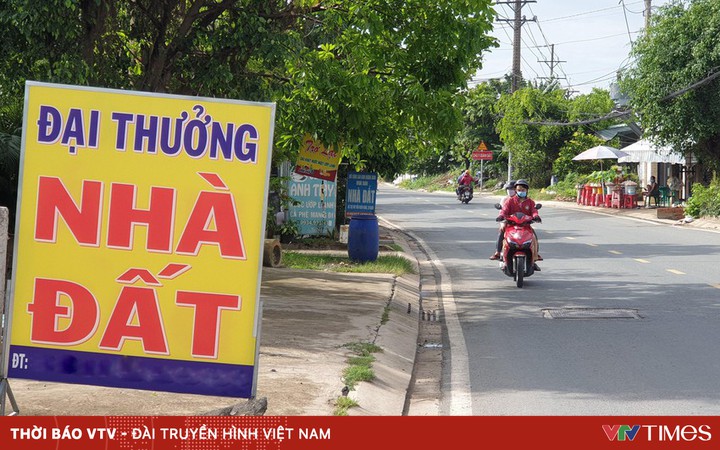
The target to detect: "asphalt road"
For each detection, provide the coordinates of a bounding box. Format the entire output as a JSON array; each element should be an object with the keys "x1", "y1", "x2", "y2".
[{"x1": 377, "y1": 183, "x2": 720, "y2": 415}]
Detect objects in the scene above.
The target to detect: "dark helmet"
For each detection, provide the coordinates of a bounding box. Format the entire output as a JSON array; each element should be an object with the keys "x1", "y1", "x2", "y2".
[
  {"x1": 504, "y1": 180, "x2": 516, "y2": 189},
  {"x1": 515, "y1": 179, "x2": 529, "y2": 189}
]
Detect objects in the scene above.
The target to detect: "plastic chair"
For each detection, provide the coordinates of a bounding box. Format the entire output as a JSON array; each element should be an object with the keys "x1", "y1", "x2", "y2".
[
  {"x1": 658, "y1": 186, "x2": 672, "y2": 207},
  {"x1": 644, "y1": 189, "x2": 660, "y2": 207}
]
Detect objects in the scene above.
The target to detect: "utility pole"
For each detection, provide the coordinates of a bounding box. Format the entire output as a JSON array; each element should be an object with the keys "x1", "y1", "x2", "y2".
[
  {"x1": 497, "y1": 0, "x2": 536, "y2": 181},
  {"x1": 537, "y1": 44, "x2": 566, "y2": 86},
  {"x1": 644, "y1": 0, "x2": 652, "y2": 28},
  {"x1": 497, "y1": 0, "x2": 537, "y2": 93}
]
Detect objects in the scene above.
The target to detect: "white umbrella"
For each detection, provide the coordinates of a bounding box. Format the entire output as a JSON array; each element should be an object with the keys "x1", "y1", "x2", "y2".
[
  {"x1": 573, "y1": 145, "x2": 630, "y2": 161},
  {"x1": 572, "y1": 145, "x2": 630, "y2": 171}
]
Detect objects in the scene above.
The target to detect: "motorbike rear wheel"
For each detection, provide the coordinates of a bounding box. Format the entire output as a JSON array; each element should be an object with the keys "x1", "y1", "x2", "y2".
[{"x1": 514, "y1": 254, "x2": 525, "y2": 288}]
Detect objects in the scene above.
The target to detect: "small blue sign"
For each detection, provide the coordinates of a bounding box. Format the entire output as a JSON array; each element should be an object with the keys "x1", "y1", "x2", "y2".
[{"x1": 345, "y1": 172, "x2": 377, "y2": 217}]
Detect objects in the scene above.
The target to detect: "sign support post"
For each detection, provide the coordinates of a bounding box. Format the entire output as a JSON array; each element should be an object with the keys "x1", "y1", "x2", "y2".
[{"x1": 0, "y1": 206, "x2": 19, "y2": 416}]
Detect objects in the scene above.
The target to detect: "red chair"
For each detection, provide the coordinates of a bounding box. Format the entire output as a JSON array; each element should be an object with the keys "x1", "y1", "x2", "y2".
[{"x1": 623, "y1": 194, "x2": 637, "y2": 209}]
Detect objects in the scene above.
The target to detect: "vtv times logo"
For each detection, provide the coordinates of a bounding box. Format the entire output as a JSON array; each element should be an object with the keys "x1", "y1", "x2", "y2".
[{"x1": 603, "y1": 424, "x2": 712, "y2": 442}]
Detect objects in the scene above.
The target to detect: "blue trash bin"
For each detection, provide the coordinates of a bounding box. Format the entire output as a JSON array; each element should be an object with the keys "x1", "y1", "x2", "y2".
[{"x1": 347, "y1": 215, "x2": 379, "y2": 263}]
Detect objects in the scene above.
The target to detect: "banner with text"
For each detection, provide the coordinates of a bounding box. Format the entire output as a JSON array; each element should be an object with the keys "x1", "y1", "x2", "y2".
[
  {"x1": 344, "y1": 172, "x2": 377, "y2": 217},
  {"x1": 5, "y1": 81, "x2": 275, "y2": 398},
  {"x1": 1, "y1": 416, "x2": 717, "y2": 450},
  {"x1": 293, "y1": 134, "x2": 340, "y2": 182},
  {"x1": 287, "y1": 175, "x2": 336, "y2": 236}
]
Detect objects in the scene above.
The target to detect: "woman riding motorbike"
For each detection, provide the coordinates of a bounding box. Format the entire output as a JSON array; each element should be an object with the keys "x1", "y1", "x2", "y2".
[
  {"x1": 496, "y1": 179, "x2": 542, "y2": 270},
  {"x1": 489, "y1": 180, "x2": 516, "y2": 260}
]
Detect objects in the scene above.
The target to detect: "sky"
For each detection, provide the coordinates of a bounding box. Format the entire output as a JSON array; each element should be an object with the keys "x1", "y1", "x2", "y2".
[{"x1": 472, "y1": 0, "x2": 674, "y2": 95}]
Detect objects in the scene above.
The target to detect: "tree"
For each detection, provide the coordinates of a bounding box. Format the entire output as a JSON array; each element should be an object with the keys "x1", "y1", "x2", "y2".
[
  {"x1": 620, "y1": 0, "x2": 720, "y2": 170},
  {"x1": 495, "y1": 86, "x2": 617, "y2": 186},
  {"x1": 0, "y1": 0, "x2": 497, "y2": 175},
  {"x1": 452, "y1": 82, "x2": 504, "y2": 176},
  {"x1": 495, "y1": 87, "x2": 572, "y2": 186}
]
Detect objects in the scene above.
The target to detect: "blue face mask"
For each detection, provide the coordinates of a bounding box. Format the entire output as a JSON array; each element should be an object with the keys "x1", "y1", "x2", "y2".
[{"x1": 517, "y1": 191, "x2": 527, "y2": 198}]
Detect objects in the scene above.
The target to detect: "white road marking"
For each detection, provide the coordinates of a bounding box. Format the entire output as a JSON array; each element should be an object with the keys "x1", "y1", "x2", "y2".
[
  {"x1": 634, "y1": 258, "x2": 651, "y2": 264},
  {"x1": 608, "y1": 250, "x2": 622, "y2": 254},
  {"x1": 667, "y1": 269, "x2": 686, "y2": 275}
]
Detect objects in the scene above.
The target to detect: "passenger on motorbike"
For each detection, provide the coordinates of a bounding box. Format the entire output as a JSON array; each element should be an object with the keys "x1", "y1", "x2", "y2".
[
  {"x1": 496, "y1": 179, "x2": 543, "y2": 269},
  {"x1": 457, "y1": 169, "x2": 474, "y2": 198},
  {"x1": 489, "y1": 180, "x2": 516, "y2": 260}
]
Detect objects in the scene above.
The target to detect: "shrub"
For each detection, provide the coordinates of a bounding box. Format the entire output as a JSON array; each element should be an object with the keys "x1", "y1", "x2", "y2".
[
  {"x1": 685, "y1": 179, "x2": 720, "y2": 218},
  {"x1": 547, "y1": 172, "x2": 585, "y2": 200}
]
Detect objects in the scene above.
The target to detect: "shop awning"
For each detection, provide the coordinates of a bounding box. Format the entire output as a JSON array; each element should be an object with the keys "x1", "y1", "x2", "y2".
[{"x1": 617, "y1": 139, "x2": 685, "y2": 164}]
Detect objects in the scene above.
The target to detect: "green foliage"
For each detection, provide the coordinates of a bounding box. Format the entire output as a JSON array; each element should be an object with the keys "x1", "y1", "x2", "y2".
[
  {"x1": 545, "y1": 173, "x2": 585, "y2": 200},
  {"x1": 0, "y1": 131, "x2": 21, "y2": 219},
  {"x1": 685, "y1": 179, "x2": 720, "y2": 218},
  {"x1": 341, "y1": 341, "x2": 381, "y2": 389},
  {"x1": 333, "y1": 396, "x2": 359, "y2": 416},
  {"x1": 450, "y1": 83, "x2": 505, "y2": 174},
  {"x1": 0, "y1": 0, "x2": 499, "y2": 182},
  {"x1": 282, "y1": 252, "x2": 416, "y2": 276},
  {"x1": 586, "y1": 170, "x2": 617, "y2": 184},
  {"x1": 496, "y1": 87, "x2": 615, "y2": 187},
  {"x1": 553, "y1": 131, "x2": 606, "y2": 179},
  {"x1": 620, "y1": 0, "x2": 720, "y2": 169},
  {"x1": 398, "y1": 173, "x2": 456, "y2": 192},
  {"x1": 277, "y1": 219, "x2": 300, "y2": 239}
]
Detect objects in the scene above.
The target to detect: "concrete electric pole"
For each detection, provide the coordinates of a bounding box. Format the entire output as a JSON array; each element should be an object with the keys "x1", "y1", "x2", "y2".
[{"x1": 496, "y1": 0, "x2": 536, "y2": 181}]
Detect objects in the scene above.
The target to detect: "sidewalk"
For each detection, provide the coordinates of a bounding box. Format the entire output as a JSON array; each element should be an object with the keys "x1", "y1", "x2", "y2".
[
  {"x1": 5, "y1": 227, "x2": 422, "y2": 417},
  {"x1": 538, "y1": 198, "x2": 720, "y2": 232}
]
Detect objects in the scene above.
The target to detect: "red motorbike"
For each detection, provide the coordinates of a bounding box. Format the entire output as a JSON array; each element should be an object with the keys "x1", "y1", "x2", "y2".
[{"x1": 494, "y1": 203, "x2": 542, "y2": 288}]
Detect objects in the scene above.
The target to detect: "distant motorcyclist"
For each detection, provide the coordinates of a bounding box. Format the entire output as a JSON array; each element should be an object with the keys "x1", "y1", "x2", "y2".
[
  {"x1": 457, "y1": 169, "x2": 474, "y2": 198},
  {"x1": 489, "y1": 180, "x2": 516, "y2": 260},
  {"x1": 497, "y1": 179, "x2": 543, "y2": 269}
]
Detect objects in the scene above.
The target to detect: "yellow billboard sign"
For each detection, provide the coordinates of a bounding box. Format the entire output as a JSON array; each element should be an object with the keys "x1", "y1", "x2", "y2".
[{"x1": 5, "y1": 82, "x2": 275, "y2": 397}]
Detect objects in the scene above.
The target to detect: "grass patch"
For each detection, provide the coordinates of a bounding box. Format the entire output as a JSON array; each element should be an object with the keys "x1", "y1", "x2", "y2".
[
  {"x1": 347, "y1": 355, "x2": 375, "y2": 367},
  {"x1": 283, "y1": 252, "x2": 415, "y2": 276},
  {"x1": 333, "y1": 396, "x2": 359, "y2": 416},
  {"x1": 344, "y1": 342, "x2": 382, "y2": 356},
  {"x1": 343, "y1": 365, "x2": 375, "y2": 388},
  {"x1": 341, "y1": 342, "x2": 383, "y2": 390},
  {"x1": 381, "y1": 305, "x2": 390, "y2": 324},
  {"x1": 398, "y1": 173, "x2": 456, "y2": 192},
  {"x1": 384, "y1": 243, "x2": 404, "y2": 252}
]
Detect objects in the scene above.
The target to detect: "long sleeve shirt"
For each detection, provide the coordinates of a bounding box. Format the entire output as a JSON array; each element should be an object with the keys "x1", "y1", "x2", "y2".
[{"x1": 500, "y1": 195, "x2": 539, "y2": 220}]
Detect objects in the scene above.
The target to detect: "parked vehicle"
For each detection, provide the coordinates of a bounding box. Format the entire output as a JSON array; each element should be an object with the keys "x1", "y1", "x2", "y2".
[{"x1": 494, "y1": 203, "x2": 542, "y2": 288}]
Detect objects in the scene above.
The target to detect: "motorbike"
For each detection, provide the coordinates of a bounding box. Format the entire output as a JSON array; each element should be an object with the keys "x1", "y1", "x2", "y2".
[
  {"x1": 494, "y1": 203, "x2": 542, "y2": 288},
  {"x1": 457, "y1": 184, "x2": 473, "y2": 204}
]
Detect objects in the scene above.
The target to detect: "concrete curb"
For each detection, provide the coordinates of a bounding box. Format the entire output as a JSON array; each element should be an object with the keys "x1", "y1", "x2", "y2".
[{"x1": 349, "y1": 274, "x2": 420, "y2": 415}]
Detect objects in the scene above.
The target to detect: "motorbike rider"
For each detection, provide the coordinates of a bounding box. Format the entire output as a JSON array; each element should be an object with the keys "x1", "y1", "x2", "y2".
[
  {"x1": 489, "y1": 180, "x2": 516, "y2": 260},
  {"x1": 457, "y1": 169, "x2": 474, "y2": 198},
  {"x1": 496, "y1": 179, "x2": 543, "y2": 270}
]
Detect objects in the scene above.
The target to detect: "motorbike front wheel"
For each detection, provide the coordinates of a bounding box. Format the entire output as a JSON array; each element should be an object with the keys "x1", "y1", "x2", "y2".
[{"x1": 514, "y1": 254, "x2": 525, "y2": 288}]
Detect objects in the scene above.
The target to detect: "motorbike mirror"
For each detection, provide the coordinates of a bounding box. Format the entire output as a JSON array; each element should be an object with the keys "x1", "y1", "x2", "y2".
[
  {"x1": 535, "y1": 204, "x2": 542, "y2": 209},
  {"x1": 494, "y1": 203, "x2": 502, "y2": 210}
]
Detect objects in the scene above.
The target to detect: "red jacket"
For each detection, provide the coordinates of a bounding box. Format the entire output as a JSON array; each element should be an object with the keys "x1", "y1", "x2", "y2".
[
  {"x1": 459, "y1": 173, "x2": 474, "y2": 186},
  {"x1": 501, "y1": 195, "x2": 539, "y2": 220}
]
